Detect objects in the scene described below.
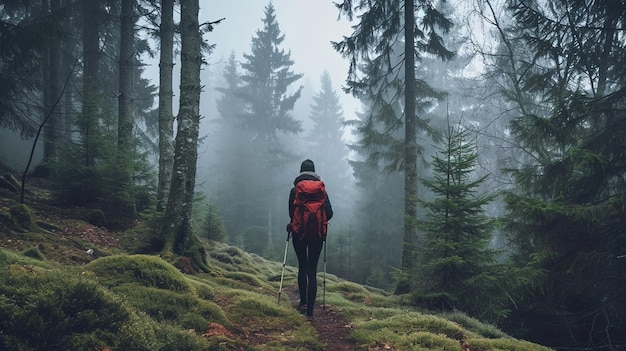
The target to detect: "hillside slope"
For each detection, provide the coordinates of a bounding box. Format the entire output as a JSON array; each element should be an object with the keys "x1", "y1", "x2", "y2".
[{"x1": 0, "y1": 182, "x2": 553, "y2": 350}]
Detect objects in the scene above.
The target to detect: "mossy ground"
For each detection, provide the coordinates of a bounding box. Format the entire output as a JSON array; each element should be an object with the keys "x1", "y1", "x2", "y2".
[{"x1": 0, "y1": 186, "x2": 553, "y2": 350}]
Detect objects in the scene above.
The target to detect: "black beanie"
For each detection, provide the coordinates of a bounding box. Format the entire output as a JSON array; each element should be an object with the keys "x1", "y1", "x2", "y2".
[{"x1": 300, "y1": 159, "x2": 315, "y2": 172}]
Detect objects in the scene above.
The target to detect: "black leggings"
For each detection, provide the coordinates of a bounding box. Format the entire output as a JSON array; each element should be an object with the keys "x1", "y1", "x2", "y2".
[{"x1": 292, "y1": 236, "x2": 324, "y2": 312}]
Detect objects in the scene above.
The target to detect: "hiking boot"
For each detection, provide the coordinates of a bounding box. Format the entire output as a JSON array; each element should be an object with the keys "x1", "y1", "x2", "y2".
[{"x1": 297, "y1": 304, "x2": 307, "y2": 315}]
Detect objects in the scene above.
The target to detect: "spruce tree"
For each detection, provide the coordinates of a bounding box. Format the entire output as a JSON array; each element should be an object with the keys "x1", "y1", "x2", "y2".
[
  {"x1": 212, "y1": 52, "x2": 252, "y2": 246},
  {"x1": 156, "y1": 0, "x2": 176, "y2": 212},
  {"x1": 304, "y1": 71, "x2": 355, "y2": 279},
  {"x1": 305, "y1": 71, "x2": 352, "y2": 219},
  {"x1": 160, "y1": 0, "x2": 208, "y2": 272},
  {"x1": 237, "y1": 2, "x2": 302, "y2": 255},
  {"x1": 113, "y1": 0, "x2": 138, "y2": 227},
  {"x1": 334, "y1": 0, "x2": 454, "y2": 293},
  {"x1": 479, "y1": 0, "x2": 626, "y2": 346},
  {"x1": 0, "y1": 1, "x2": 55, "y2": 138},
  {"x1": 306, "y1": 71, "x2": 347, "y2": 171},
  {"x1": 414, "y1": 124, "x2": 504, "y2": 320}
]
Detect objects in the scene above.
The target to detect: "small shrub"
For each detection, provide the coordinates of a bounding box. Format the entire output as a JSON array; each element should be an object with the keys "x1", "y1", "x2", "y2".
[{"x1": 86, "y1": 209, "x2": 107, "y2": 227}]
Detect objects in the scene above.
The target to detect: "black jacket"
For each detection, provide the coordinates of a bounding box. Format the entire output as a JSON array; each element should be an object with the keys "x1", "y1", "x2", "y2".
[{"x1": 288, "y1": 171, "x2": 333, "y2": 221}]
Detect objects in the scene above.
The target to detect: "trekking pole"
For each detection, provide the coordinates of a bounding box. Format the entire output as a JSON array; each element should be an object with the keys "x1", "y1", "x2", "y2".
[
  {"x1": 277, "y1": 232, "x2": 290, "y2": 304},
  {"x1": 323, "y1": 238, "x2": 327, "y2": 310}
]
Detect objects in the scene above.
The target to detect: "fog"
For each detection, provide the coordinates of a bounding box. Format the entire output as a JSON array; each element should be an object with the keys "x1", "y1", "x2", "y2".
[
  {"x1": 192, "y1": 1, "x2": 361, "y2": 233},
  {"x1": 2, "y1": 1, "x2": 624, "y2": 348}
]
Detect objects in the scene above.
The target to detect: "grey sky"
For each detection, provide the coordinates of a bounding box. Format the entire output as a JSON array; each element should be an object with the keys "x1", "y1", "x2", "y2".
[{"x1": 203, "y1": 1, "x2": 359, "y2": 122}]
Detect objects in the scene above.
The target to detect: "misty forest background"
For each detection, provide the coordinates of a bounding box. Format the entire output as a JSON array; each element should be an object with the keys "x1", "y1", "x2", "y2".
[{"x1": 1, "y1": 0, "x2": 625, "y2": 350}]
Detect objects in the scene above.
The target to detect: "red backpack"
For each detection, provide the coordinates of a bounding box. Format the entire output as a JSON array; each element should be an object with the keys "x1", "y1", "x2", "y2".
[{"x1": 291, "y1": 180, "x2": 328, "y2": 240}]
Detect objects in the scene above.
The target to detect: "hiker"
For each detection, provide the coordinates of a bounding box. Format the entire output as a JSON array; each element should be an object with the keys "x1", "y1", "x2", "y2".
[{"x1": 287, "y1": 159, "x2": 333, "y2": 317}]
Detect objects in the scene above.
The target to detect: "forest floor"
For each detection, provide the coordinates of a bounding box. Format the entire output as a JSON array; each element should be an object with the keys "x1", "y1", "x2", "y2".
[{"x1": 0, "y1": 175, "x2": 398, "y2": 350}]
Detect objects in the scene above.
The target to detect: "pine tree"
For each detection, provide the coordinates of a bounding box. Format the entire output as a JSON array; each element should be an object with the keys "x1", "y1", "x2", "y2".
[
  {"x1": 113, "y1": 0, "x2": 138, "y2": 226},
  {"x1": 0, "y1": 1, "x2": 53, "y2": 138},
  {"x1": 306, "y1": 71, "x2": 346, "y2": 161},
  {"x1": 305, "y1": 71, "x2": 352, "y2": 220},
  {"x1": 480, "y1": 0, "x2": 626, "y2": 346},
  {"x1": 212, "y1": 52, "x2": 253, "y2": 246},
  {"x1": 414, "y1": 124, "x2": 505, "y2": 320},
  {"x1": 156, "y1": 0, "x2": 176, "y2": 212},
  {"x1": 303, "y1": 71, "x2": 356, "y2": 279},
  {"x1": 236, "y1": 2, "x2": 302, "y2": 255},
  {"x1": 160, "y1": 0, "x2": 208, "y2": 272},
  {"x1": 334, "y1": 0, "x2": 454, "y2": 293}
]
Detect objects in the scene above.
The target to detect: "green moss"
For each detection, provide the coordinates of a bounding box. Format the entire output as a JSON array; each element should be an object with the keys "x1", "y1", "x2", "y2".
[
  {"x1": 223, "y1": 271, "x2": 265, "y2": 287},
  {"x1": 113, "y1": 285, "x2": 230, "y2": 329},
  {"x1": 329, "y1": 281, "x2": 368, "y2": 294},
  {"x1": 236, "y1": 297, "x2": 286, "y2": 318},
  {"x1": 0, "y1": 231, "x2": 553, "y2": 351},
  {"x1": 468, "y1": 337, "x2": 554, "y2": 351},
  {"x1": 9, "y1": 203, "x2": 34, "y2": 231},
  {"x1": 85, "y1": 254, "x2": 192, "y2": 292},
  {"x1": 442, "y1": 311, "x2": 508, "y2": 338},
  {"x1": 21, "y1": 246, "x2": 46, "y2": 260}
]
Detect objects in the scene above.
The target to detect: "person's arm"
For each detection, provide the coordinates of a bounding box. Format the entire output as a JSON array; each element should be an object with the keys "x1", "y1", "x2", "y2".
[
  {"x1": 325, "y1": 193, "x2": 333, "y2": 220},
  {"x1": 288, "y1": 187, "x2": 296, "y2": 219}
]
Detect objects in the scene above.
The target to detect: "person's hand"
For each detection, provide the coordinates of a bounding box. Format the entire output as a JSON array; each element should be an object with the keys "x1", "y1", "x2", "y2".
[{"x1": 286, "y1": 223, "x2": 293, "y2": 233}]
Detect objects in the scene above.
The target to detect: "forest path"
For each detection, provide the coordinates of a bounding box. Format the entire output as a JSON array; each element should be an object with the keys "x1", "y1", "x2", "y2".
[{"x1": 284, "y1": 286, "x2": 358, "y2": 350}]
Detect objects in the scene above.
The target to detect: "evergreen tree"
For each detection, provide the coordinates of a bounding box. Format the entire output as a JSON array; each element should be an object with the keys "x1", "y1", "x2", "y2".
[
  {"x1": 303, "y1": 71, "x2": 355, "y2": 279},
  {"x1": 42, "y1": 0, "x2": 62, "y2": 162},
  {"x1": 236, "y1": 2, "x2": 303, "y2": 256},
  {"x1": 306, "y1": 71, "x2": 347, "y2": 164},
  {"x1": 305, "y1": 71, "x2": 352, "y2": 223},
  {"x1": 334, "y1": 0, "x2": 454, "y2": 293},
  {"x1": 343, "y1": 101, "x2": 406, "y2": 287},
  {"x1": 0, "y1": 1, "x2": 57, "y2": 138},
  {"x1": 160, "y1": 0, "x2": 208, "y2": 272},
  {"x1": 414, "y1": 124, "x2": 505, "y2": 321},
  {"x1": 156, "y1": 0, "x2": 176, "y2": 212},
  {"x1": 114, "y1": 0, "x2": 138, "y2": 226},
  {"x1": 212, "y1": 52, "x2": 252, "y2": 246},
  {"x1": 479, "y1": 0, "x2": 626, "y2": 347}
]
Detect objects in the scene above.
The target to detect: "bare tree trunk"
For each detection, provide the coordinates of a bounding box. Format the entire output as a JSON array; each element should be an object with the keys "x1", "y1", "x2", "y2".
[
  {"x1": 81, "y1": 0, "x2": 100, "y2": 167},
  {"x1": 398, "y1": 0, "x2": 418, "y2": 294},
  {"x1": 157, "y1": 0, "x2": 175, "y2": 212},
  {"x1": 114, "y1": 0, "x2": 137, "y2": 226},
  {"x1": 161, "y1": 0, "x2": 208, "y2": 272},
  {"x1": 42, "y1": 0, "x2": 61, "y2": 161}
]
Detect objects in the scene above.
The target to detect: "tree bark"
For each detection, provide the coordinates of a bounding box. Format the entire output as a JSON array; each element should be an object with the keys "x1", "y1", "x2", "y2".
[
  {"x1": 157, "y1": 0, "x2": 175, "y2": 212},
  {"x1": 43, "y1": 0, "x2": 61, "y2": 161},
  {"x1": 161, "y1": 0, "x2": 208, "y2": 272},
  {"x1": 113, "y1": 0, "x2": 137, "y2": 226},
  {"x1": 398, "y1": 0, "x2": 418, "y2": 294},
  {"x1": 81, "y1": 0, "x2": 99, "y2": 167}
]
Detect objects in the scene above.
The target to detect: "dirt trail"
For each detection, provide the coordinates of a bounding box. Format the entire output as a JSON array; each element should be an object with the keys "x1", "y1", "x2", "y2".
[{"x1": 284, "y1": 286, "x2": 358, "y2": 350}]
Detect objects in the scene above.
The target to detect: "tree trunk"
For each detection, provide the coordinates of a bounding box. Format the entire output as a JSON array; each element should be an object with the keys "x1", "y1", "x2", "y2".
[
  {"x1": 398, "y1": 0, "x2": 418, "y2": 294},
  {"x1": 81, "y1": 0, "x2": 99, "y2": 167},
  {"x1": 157, "y1": 0, "x2": 175, "y2": 212},
  {"x1": 113, "y1": 0, "x2": 137, "y2": 226},
  {"x1": 42, "y1": 0, "x2": 61, "y2": 162},
  {"x1": 161, "y1": 0, "x2": 208, "y2": 272}
]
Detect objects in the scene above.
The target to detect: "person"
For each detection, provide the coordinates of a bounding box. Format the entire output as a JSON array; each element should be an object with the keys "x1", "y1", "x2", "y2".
[{"x1": 287, "y1": 159, "x2": 333, "y2": 317}]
